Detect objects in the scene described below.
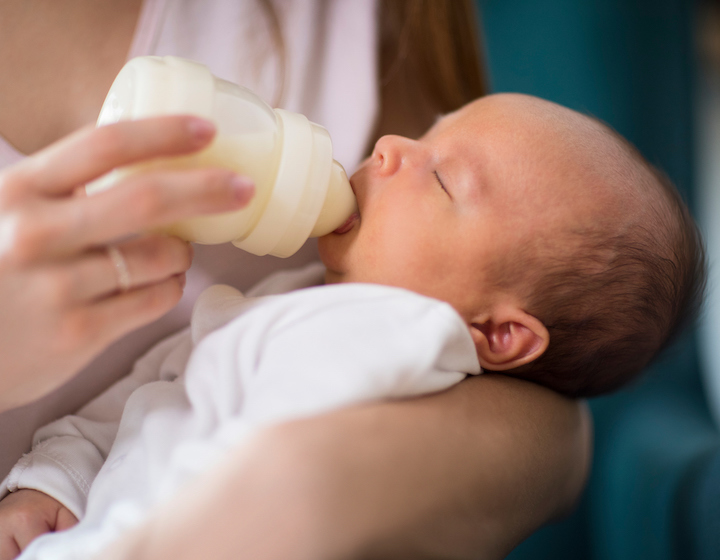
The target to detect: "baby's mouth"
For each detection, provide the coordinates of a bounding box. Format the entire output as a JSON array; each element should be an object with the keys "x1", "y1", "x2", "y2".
[
  {"x1": 333, "y1": 211, "x2": 359, "y2": 234},
  {"x1": 332, "y1": 176, "x2": 360, "y2": 234}
]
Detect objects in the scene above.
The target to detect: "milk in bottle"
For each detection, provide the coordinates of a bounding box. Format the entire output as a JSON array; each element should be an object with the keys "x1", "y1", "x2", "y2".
[{"x1": 87, "y1": 56, "x2": 356, "y2": 258}]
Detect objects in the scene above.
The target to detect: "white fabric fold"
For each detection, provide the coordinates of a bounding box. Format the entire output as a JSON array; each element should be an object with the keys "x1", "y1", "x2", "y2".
[{"x1": 14, "y1": 266, "x2": 480, "y2": 559}]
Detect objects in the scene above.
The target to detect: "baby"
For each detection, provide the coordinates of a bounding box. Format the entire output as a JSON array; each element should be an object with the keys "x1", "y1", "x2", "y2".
[
  {"x1": 0, "y1": 94, "x2": 705, "y2": 559},
  {"x1": 320, "y1": 92, "x2": 705, "y2": 397}
]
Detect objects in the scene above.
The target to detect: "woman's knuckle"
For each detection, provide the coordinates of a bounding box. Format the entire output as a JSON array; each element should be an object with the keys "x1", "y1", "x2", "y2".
[
  {"x1": 208, "y1": 169, "x2": 235, "y2": 191},
  {"x1": 159, "y1": 237, "x2": 191, "y2": 271},
  {"x1": 41, "y1": 270, "x2": 74, "y2": 307},
  {"x1": 135, "y1": 237, "x2": 168, "y2": 276},
  {"x1": 204, "y1": 168, "x2": 228, "y2": 183},
  {"x1": 65, "y1": 199, "x2": 88, "y2": 235},
  {"x1": 0, "y1": 213, "x2": 44, "y2": 265},
  {"x1": 133, "y1": 187, "x2": 167, "y2": 221},
  {"x1": 91, "y1": 127, "x2": 125, "y2": 165},
  {"x1": 187, "y1": 169, "x2": 222, "y2": 198},
  {"x1": 0, "y1": 170, "x2": 24, "y2": 208}
]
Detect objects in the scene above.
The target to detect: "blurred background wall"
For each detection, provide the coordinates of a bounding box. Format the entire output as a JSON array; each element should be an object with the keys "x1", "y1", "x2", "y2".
[{"x1": 475, "y1": 0, "x2": 720, "y2": 558}]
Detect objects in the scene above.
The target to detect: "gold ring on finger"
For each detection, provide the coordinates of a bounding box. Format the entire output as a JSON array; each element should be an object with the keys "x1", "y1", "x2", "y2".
[{"x1": 107, "y1": 245, "x2": 131, "y2": 292}]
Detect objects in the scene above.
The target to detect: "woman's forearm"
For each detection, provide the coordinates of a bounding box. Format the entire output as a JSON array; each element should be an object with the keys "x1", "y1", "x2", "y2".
[
  {"x1": 102, "y1": 374, "x2": 591, "y2": 560},
  {"x1": 334, "y1": 375, "x2": 591, "y2": 559}
]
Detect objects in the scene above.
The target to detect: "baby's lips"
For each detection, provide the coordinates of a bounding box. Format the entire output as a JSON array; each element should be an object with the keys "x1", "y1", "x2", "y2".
[
  {"x1": 332, "y1": 212, "x2": 359, "y2": 235},
  {"x1": 331, "y1": 177, "x2": 360, "y2": 234}
]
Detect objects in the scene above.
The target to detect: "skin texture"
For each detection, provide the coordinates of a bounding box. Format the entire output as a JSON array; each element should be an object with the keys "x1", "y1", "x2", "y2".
[
  {"x1": 0, "y1": 0, "x2": 142, "y2": 154},
  {"x1": 0, "y1": 490, "x2": 77, "y2": 559},
  {"x1": 321, "y1": 93, "x2": 643, "y2": 372}
]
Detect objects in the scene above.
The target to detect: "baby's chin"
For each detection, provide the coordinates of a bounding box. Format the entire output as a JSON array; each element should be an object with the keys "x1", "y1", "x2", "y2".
[
  {"x1": 317, "y1": 218, "x2": 360, "y2": 281},
  {"x1": 317, "y1": 234, "x2": 348, "y2": 284}
]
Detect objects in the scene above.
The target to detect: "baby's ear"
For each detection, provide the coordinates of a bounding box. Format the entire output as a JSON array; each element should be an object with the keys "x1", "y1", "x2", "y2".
[{"x1": 470, "y1": 306, "x2": 549, "y2": 371}]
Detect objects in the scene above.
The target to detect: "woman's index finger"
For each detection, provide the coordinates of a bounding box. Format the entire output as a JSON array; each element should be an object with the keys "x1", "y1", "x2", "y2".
[{"x1": 18, "y1": 116, "x2": 216, "y2": 197}]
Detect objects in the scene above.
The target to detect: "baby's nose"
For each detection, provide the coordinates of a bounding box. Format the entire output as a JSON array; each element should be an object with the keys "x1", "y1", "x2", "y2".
[{"x1": 373, "y1": 135, "x2": 417, "y2": 176}]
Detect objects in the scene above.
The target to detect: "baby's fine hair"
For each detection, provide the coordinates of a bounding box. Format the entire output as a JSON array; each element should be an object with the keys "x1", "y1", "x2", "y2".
[{"x1": 502, "y1": 127, "x2": 706, "y2": 398}]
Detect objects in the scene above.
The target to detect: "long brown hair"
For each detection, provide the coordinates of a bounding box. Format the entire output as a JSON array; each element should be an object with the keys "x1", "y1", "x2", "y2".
[
  {"x1": 373, "y1": 0, "x2": 488, "y2": 145},
  {"x1": 259, "y1": 0, "x2": 488, "y2": 151}
]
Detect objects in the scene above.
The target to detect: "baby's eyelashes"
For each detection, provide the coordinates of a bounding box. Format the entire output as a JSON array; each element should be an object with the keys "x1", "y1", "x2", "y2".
[{"x1": 434, "y1": 171, "x2": 452, "y2": 199}]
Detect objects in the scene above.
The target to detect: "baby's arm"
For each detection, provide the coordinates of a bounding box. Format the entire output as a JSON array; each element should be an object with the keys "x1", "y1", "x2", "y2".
[
  {"x1": 186, "y1": 284, "x2": 479, "y2": 431},
  {"x1": 245, "y1": 285, "x2": 480, "y2": 425},
  {"x1": 0, "y1": 328, "x2": 192, "y2": 540},
  {"x1": 0, "y1": 489, "x2": 77, "y2": 560}
]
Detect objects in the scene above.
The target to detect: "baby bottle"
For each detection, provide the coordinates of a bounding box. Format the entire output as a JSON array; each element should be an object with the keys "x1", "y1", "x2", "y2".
[{"x1": 87, "y1": 56, "x2": 356, "y2": 258}]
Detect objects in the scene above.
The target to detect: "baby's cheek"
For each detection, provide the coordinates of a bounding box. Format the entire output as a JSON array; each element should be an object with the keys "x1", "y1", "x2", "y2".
[{"x1": 365, "y1": 241, "x2": 428, "y2": 289}]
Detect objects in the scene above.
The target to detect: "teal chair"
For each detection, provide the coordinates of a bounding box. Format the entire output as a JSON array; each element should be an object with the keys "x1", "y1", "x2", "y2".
[{"x1": 477, "y1": 1, "x2": 720, "y2": 558}]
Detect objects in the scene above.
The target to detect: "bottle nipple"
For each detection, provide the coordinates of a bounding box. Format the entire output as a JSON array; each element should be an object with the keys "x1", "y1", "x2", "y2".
[
  {"x1": 236, "y1": 110, "x2": 356, "y2": 258},
  {"x1": 310, "y1": 161, "x2": 356, "y2": 237}
]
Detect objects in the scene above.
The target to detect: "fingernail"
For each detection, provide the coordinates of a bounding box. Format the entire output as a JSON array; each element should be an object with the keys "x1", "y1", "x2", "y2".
[
  {"x1": 230, "y1": 176, "x2": 255, "y2": 203},
  {"x1": 187, "y1": 118, "x2": 216, "y2": 143}
]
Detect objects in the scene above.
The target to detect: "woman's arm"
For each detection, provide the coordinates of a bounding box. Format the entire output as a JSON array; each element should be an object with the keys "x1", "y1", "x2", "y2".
[
  {"x1": 0, "y1": 116, "x2": 254, "y2": 411},
  {"x1": 102, "y1": 374, "x2": 591, "y2": 560}
]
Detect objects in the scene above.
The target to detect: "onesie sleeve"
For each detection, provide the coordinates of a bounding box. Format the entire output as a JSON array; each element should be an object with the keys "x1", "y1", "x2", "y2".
[
  {"x1": 182, "y1": 284, "x2": 481, "y2": 430},
  {"x1": 0, "y1": 328, "x2": 192, "y2": 519}
]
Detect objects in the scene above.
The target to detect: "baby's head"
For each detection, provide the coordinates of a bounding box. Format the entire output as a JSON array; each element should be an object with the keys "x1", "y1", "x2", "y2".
[{"x1": 319, "y1": 93, "x2": 705, "y2": 397}]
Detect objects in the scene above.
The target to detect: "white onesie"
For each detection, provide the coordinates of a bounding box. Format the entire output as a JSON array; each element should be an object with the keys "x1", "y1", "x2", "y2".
[{"x1": 3, "y1": 265, "x2": 481, "y2": 560}]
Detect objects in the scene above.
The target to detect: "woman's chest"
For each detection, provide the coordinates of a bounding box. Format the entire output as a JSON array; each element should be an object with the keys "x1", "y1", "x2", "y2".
[{"x1": 0, "y1": 0, "x2": 141, "y2": 155}]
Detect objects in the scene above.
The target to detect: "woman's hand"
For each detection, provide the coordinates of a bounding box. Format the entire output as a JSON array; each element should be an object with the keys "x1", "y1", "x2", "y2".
[
  {"x1": 0, "y1": 489, "x2": 78, "y2": 560},
  {"x1": 0, "y1": 116, "x2": 254, "y2": 411}
]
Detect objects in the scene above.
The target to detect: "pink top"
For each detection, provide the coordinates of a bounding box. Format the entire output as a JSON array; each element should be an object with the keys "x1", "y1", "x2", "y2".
[{"x1": 0, "y1": 0, "x2": 379, "y2": 478}]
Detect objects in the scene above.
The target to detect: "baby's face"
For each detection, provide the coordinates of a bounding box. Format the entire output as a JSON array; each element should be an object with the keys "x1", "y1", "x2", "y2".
[{"x1": 319, "y1": 93, "x2": 627, "y2": 324}]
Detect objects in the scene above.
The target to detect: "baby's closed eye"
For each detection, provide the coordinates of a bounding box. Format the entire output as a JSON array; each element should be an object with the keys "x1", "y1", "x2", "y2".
[{"x1": 434, "y1": 171, "x2": 451, "y2": 198}]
